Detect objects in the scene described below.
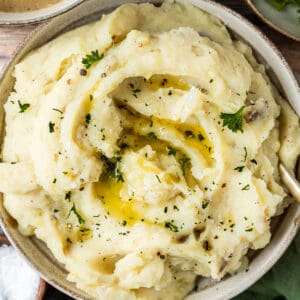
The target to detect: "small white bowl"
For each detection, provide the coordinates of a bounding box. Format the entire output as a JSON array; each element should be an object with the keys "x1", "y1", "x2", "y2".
[
  {"x1": 0, "y1": 234, "x2": 47, "y2": 300},
  {"x1": 0, "y1": 0, "x2": 83, "y2": 25}
]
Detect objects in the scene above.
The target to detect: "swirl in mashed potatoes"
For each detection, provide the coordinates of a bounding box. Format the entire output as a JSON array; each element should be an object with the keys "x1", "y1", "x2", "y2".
[{"x1": 1, "y1": 1, "x2": 300, "y2": 299}]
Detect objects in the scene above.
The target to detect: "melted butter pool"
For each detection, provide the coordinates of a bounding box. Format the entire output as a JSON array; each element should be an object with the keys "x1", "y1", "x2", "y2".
[{"x1": 95, "y1": 179, "x2": 149, "y2": 226}]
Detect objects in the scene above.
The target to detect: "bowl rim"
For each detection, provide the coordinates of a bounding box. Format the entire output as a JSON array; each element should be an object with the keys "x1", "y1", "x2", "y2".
[
  {"x1": 0, "y1": 1, "x2": 299, "y2": 300},
  {"x1": 0, "y1": 0, "x2": 84, "y2": 25}
]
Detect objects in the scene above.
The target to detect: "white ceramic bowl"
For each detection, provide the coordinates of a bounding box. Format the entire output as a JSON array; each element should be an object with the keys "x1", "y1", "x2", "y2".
[
  {"x1": 0, "y1": 1, "x2": 299, "y2": 299},
  {"x1": 0, "y1": 0, "x2": 83, "y2": 24}
]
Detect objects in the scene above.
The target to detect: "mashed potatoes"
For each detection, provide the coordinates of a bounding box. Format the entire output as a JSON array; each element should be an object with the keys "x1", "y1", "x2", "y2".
[{"x1": 1, "y1": 1, "x2": 300, "y2": 299}]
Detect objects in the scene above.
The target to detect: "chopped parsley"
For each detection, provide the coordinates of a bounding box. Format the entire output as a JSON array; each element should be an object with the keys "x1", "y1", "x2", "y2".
[
  {"x1": 155, "y1": 175, "x2": 161, "y2": 183},
  {"x1": 89, "y1": 94, "x2": 94, "y2": 101},
  {"x1": 251, "y1": 159, "x2": 258, "y2": 165},
  {"x1": 220, "y1": 106, "x2": 245, "y2": 133},
  {"x1": 101, "y1": 155, "x2": 124, "y2": 182},
  {"x1": 18, "y1": 100, "x2": 30, "y2": 113},
  {"x1": 52, "y1": 108, "x2": 63, "y2": 114},
  {"x1": 53, "y1": 209, "x2": 59, "y2": 213},
  {"x1": 168, "y1": 90, "x2": 173, "y2": 95},
  {"x1": 68, "y1": 202, "x2": 85, "y2": 224},
  {"x1": 49, "y1": 121, "x2": 55, "y2": 133},
  {"x1": 179, "y1": 156, "x2": 190, "y2": 176},
  {"x1": 65, "y1": 191, "x2": 72, "y2": 201},
  {"x1": 165, "y1": 221, "x2": 179, "y2": 232},
  {"x1": 147, "y1": 132, "x2": 157, "y2": 140},
  {"x1": 167, "y1": 146, "x2": 177, "y2": 156},
  {"x1": 242, "y1": 147, "x2": 247, "y2": 162},
  {"x1": 82, "y1": 50, "x2": 104, "y2": 69},
  {"x1": 241, "y1": 184, "x2": 250, "y2": 191},
  {"x1": 234, "y1": 166, "x2": 245, "y2": 172},
  {"x1": 245, "y1": 228, "x2": 253, "y2": 232},
  {"x1": 202, "y1": 201, "x2": 209, "y2": 209},
  {"x1": 173, "y1": 205, "x2": 179, "y2": 211},
  {"x1": 209, "y1": 79, "x2": 214, "y2": 83},
  {"x1": 85, "y1": 113, "x2": 91, "y2": 125},
  {"x1": 121, "y1": 220, "x2": 127, "y2": 226},
  {"x1": 198, "y1": 133, "x2": 205, "y2": 141}
]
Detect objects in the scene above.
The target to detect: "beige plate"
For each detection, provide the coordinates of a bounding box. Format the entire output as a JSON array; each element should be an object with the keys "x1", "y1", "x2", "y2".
[
  {"x1": 0, "y1": 0, "x2": 299, "y2": 299},
  {"x1": 0, "y1": 0, "x2": 83, "y2": 25},
  {"x1": 246, "y1": 0, "x2": 300, "y2": 42}
]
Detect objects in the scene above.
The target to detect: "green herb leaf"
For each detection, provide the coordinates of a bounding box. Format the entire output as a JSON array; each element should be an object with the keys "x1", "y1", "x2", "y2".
[
  {"x1": 147, "y1": 132, "x2": 157, "y2": 140},
  {"x1": 82, "y1": 50, "x2": 103, "y2": 69},
  {"x1": 202, "y1": 201, "x2": 209, "y2": 209},
  {"x1": 250, "y1": 159, "x2": 258, "y2": 165},
  {"x1": 241, "y1": 184, "x2": 250, "y2": 191},
  {"x1": 198, "y1": 133, "x2": 205, "y2": 141},
  {"x1": 167, "y1": 146, "x2": 177, "y2": 156},
  {"x1": 101, "y1": 155, "x2": 124, "y2": 182},
  {"x1": 242, "y1": 147, "x2": 247, "y2": 162},
  {"x1": 18, "y1": 100, "x2": 30, "y2": 113},
  {"x1": 179, "y1": 156, "x2": 190, "y2": 176},
  {"x1": 68, "y1": 202, "x2": 85, "y2": 224},
  {"x1": 234, "y1": 166, "x2": 245, "y2": 172},
  {"x1": 49, "y1": 121, "x2": 55, "y2": 133},
  {"x1": 85, "y1": 113, "x2": 91, "y2": 125},
  {"x1": 155, "y1": 174, "x2": 161, "y2": 183},
  {"x1": 220, "y1": 106, "x2": 245, "y2": 133},
  {"x1": 52, "y1": 108, "x2": 63, "y2": 114},
  {"x1": 65, "y1": 191, "x2": 72, "y2": 201},
  {"x1": 165, "y1": 221, "x2": 179, "y2": 232}
]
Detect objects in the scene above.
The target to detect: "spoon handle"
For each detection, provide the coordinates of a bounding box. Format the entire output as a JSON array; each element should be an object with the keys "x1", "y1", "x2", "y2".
[{"x1": 279, "y1": 163, "x2": 300, "y2": 203}]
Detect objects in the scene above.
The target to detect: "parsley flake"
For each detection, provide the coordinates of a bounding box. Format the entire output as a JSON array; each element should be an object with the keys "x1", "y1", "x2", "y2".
[
  {"x1": 18, "y1": 100, "x2": 30, "y2": 113},
  {"x1": 251, "y1": 159, "x2": 258, "y2": 165},
  {"x1": 198, "y1": 133, "x2": 205, "y2": 141},
  {"x1": 82, "y1": 50, "x2": 103, "y2": 69},
  {"x1": 147, "y1": 132, "x2": 157, "y2": 140},
  {"x1": 220, "y1": 106, "x2": 245, "y2": 133},
  {"x1": 234, "y1": 166, "x2": 245, "y2": 172},
  {"x1": 155, "y1": 175, "x2": 161, "y2": 183},
  {"x1": 167, "y1": 146, "x2": 177, "y2": 156},
  {"x1": 68, "y1": 202, "x2": 85, "y2": 224},
  {"x1": 242, "y1": 147, "x2": 247, "y2": 162},
  {"x1": 241, "y1": 184, "x2": 250, "y2": 191},
  {"x1": 85, "y1": 113, "x2": 91, "y2": 125},
  {"x1": 49, "y1": 121, "x2": 55, "y2": 133},
  {"x1": 65, "y1": 191, "x2": 72, "y2": 201},
  {"x1": 179, "y1": 156, "x2": 190, "y2": 176},
  {"x1": 165, "y1": 222, "x2": 179, "y2": 232}
]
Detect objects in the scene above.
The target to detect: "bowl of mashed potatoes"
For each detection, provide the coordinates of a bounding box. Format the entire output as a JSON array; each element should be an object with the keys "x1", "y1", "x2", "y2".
[{"x1": 0, "y1": 1, "x2": 299, "y2": 299}]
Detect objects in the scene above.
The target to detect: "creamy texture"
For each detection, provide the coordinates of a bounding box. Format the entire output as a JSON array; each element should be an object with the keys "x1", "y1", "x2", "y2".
[
  {"x1": 0, "y1": 0, "x2": 61, "y2": 12},
  {"x1": 1, "y1": 2, "x2": 300, "y2": 300}
]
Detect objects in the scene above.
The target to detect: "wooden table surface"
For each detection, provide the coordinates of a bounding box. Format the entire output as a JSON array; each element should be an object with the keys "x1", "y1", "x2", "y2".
[{"x1": 0, "y1": 1, "x2": 299, "y2": 299}]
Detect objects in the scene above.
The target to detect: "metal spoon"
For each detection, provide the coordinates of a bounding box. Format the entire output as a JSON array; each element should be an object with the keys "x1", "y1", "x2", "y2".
[{"x1": 279, "y1": 162, "x2": 300, "y2": 203}]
